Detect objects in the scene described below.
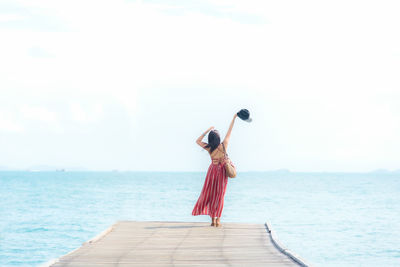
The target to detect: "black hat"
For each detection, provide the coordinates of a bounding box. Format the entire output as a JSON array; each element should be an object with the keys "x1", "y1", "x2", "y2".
[{"x1": 237, "y1": 109, "x2": 252, "y2": 122}]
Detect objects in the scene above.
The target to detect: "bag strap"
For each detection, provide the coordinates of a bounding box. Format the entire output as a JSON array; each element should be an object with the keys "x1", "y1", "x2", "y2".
[{"x1": 221, "y1": 143, "x2": 228, "y2": 157}]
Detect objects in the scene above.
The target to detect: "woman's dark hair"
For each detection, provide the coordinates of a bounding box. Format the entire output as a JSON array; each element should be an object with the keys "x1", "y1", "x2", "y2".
[{"x1": 205, "y1": 130, "x2": 221, "y2": 154}]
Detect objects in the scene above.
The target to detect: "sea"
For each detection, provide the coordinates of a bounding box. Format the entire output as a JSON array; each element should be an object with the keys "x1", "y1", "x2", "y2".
[{"x1": 0, "y1": 171, "x2": 399, "y2": 267}]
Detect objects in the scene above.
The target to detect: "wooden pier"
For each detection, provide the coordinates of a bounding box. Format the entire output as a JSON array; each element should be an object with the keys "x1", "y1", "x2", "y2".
[{"x1": 49, "y1": 221, "x2": 308, "y2": 267}]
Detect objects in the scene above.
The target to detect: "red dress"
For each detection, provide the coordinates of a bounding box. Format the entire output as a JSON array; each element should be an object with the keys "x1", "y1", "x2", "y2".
[{"x1": 192, "y1": 150, "x2": 228, "y2": 218}]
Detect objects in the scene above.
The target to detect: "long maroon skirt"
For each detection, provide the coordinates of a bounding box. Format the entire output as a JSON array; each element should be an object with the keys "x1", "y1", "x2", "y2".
[{"x1": 192, "y1": 162, "x2": 228, "y2": 218}]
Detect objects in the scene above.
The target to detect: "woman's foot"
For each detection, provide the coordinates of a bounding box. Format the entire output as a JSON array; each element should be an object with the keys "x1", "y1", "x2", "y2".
[
  {"x1": 216, "y1": 217, "x2": 221, "y2": 227},
  {"x1": 211, "y1": 217, "x2": 216, "y2": 226}
]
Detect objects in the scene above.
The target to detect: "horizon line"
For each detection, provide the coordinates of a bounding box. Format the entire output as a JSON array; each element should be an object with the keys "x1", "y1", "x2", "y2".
[{"x1": 0, "y1": 169, "x2": 399, "y2": 174}]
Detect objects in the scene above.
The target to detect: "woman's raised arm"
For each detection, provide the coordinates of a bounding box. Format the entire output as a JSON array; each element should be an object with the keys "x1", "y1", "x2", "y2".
[
  {"x1": 222, "y1": 114, "x2": 237, "y2": 148},
  {"x1": 196, "y1": 126, "x2": 214, "y2": 149}
]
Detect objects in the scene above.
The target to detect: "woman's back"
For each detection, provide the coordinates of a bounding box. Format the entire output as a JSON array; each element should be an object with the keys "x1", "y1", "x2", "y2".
[{"x1": 209, "y1": 144, "x2": 226, "y2": 165}]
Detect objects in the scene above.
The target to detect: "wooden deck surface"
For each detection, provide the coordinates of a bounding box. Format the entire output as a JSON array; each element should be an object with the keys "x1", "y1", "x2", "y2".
[{"x1": 50, "y1": 221, "x2": 302, "y2": 267}]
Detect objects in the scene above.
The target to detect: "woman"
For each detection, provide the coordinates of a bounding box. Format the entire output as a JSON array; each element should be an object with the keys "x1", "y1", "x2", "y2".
[{"x1": 192, "y1": 113, "x2": 237, "y2": 227}]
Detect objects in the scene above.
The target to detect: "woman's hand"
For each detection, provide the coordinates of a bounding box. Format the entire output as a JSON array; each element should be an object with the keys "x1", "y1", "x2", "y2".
[{"x1": 207, "y1": 126, "x2": 215, "y2": 132}]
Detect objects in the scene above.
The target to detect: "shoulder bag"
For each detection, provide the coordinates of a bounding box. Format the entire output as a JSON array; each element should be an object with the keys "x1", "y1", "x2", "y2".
[{"x1": 222, "y1": 143, "x2": 237, "y2": 178}]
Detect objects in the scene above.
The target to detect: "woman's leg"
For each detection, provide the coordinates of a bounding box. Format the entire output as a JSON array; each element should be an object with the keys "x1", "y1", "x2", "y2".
[
  {"x1": 216, "y1": 217, "x2": 221, "y2": 227},
  {"x1": 211, "y1": 216, "x2": 216, "y2": 226}
]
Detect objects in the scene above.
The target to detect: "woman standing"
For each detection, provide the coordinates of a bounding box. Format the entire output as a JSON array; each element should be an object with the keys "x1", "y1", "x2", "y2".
[{"x1": 192, "y1": 113, "x2": 237, "y2": 227}]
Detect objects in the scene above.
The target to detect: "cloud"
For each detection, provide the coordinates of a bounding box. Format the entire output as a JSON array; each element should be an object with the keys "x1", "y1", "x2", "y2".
[
  {"x1": 0, "y1": 14, "x2": 26, "y2": 22},
  {"x1": 141, "y1": 0, "x2": 268, "y2": 24},
  {"x1": 20, "y1": 105, "x2": 57, "y2": 123},
  {"x1": 28, "y1": 45, "x2": 54, "y2": 58},
  {"x1": 69, "y1": 103, "x2": 103, "y2": 123},
  {"x1": 0, "y1": 0, "x2": 67, "y2": 31},
  {"x1": 0, "y1": 110, "x2": 24, "y2": 133}
]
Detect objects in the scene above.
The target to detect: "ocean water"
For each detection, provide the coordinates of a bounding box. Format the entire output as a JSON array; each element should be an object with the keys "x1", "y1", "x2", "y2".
[{"x1": 0, "y1": 171, "x2": 399, "y2": 267}]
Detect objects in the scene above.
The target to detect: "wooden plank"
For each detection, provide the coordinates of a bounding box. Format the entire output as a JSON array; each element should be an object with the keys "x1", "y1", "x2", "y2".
[{"x1": 49, "y1": 221, "x2": 305, "y2": 267}]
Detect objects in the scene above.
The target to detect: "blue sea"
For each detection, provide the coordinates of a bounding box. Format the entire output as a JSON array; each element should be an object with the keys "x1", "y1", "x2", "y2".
[{"x1": 0, "y1": 171, "x2": 399, "y2": 266}]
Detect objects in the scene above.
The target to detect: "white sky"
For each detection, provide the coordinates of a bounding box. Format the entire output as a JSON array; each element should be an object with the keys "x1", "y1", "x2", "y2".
[{"x1": 0, "y1": 0, "x2": 399, "y2": 172}]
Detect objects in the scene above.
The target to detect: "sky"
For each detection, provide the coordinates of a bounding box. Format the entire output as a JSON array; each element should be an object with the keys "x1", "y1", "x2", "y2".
[{"x1": 0, "y1": 0, "x2": 399, "y2": 172}]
